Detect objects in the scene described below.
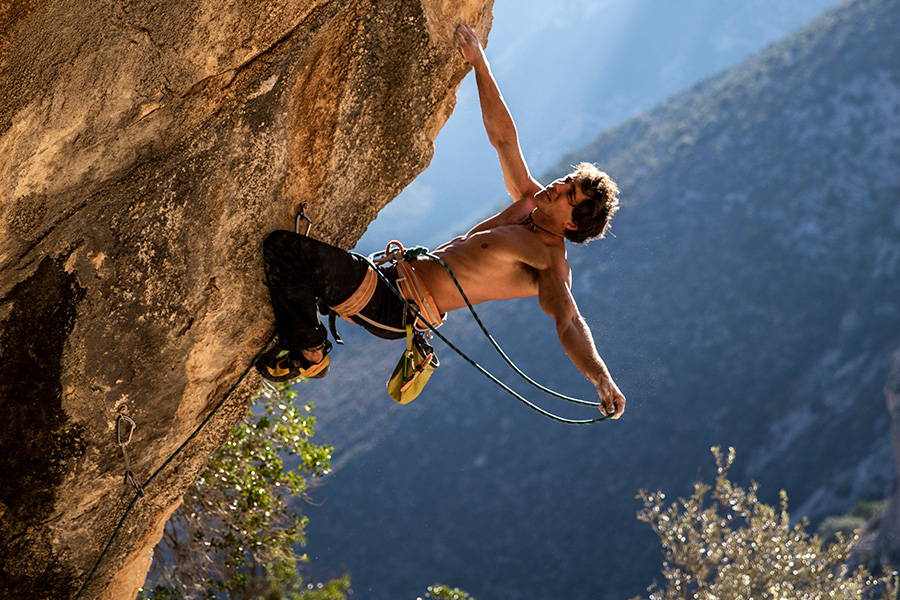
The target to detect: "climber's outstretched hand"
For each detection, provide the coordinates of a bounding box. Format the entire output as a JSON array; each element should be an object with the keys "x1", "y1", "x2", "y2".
[
  {"x1": 597, "y1": 377, "x2": 626, "y2": 420},
  {"x1": 455, "y1": 24, "x2": 486, "y2": 67}
]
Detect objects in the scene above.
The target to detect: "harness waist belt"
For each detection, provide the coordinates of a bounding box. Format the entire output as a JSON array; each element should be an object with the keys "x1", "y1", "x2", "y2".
[
  {"x1": 396, "y1": 261, "x2": 446, "y2": 331},
  {"x1": 329, "y1": 261, "x2": 445, "y2": 333}
]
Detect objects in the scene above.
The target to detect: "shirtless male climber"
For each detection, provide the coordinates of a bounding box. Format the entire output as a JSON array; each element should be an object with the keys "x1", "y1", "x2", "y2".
[{"x1": 257, "y1": 24, "x2": 626, "y2": 419}]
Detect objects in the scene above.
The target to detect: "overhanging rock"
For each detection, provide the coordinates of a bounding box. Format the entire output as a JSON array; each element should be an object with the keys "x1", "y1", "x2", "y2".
[{"x1": 0, "y1": 1, "x2": 493, "y2": 598}]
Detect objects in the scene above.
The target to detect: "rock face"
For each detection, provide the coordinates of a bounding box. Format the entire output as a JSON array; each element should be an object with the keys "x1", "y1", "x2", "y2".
[{"x1": 0, "y1": 1, "x2": 492, "y2": 598}]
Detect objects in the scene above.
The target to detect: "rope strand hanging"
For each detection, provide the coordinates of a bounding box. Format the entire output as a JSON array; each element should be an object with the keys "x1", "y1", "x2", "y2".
[{"x1": 358, "y1": 247, "x2": 611, "y2": 425}]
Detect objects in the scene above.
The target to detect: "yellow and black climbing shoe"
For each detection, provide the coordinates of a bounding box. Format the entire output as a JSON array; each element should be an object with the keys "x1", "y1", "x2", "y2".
[{"x1": 255, "y1": 341, "x2": 331, "y2": 382}]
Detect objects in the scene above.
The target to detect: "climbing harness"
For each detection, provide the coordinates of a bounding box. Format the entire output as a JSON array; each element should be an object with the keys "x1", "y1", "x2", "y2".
[
  {"x1": 328, "y1": 240, "x2": 446, "y2": 339},
  {"x1": 327, "y1": 238, "x2": 445, "y2": 401},
  {"x1": 372, "y1": 240, "x2": 446, "y2": 334}
]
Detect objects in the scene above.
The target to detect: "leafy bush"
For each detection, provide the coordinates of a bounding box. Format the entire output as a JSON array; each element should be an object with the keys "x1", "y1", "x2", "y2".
[
  {"x1": 141, "y1": 381, "x2": 345, "y2": 599},
  {"x1": 632, "y1": 447, "x2": 898, "y2": 600},
  {"x1": 419, "y1": 584, "x2": 475, "y2": 600}
]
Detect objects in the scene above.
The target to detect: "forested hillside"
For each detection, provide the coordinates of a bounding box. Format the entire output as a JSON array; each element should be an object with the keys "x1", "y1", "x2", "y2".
[{"x1": 305, "y1": 1, "x2": 900, "y2": 598}]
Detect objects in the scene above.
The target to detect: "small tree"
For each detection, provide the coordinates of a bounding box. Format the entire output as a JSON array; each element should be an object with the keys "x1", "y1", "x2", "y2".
[
  {"x1": 633, "y1": 447, "x2": 898, "y2": 600},
  {"x1": 141, "y1": 382, "x2": 346, "y2": 599}
]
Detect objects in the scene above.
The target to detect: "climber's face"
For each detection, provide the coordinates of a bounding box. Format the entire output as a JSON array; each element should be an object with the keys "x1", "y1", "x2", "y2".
[{"x1": 535, "y1": 176, "x2": 584, "y2": 231}]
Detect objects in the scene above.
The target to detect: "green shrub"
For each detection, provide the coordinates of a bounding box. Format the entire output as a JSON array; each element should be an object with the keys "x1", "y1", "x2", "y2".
[
  {"x1": 631, "y1": 447, "x2": 897, "y2": 600},
  {"x1": 140, "y1": 382, "x2": 346, "y2": 600},
  {"x1": 420, "y1": 584, "x2": 476, "y2": 600}
]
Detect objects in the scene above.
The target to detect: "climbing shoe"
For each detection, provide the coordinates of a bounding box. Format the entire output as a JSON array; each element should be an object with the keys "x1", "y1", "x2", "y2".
[{"x1": 255, "y1": 340, "x2": 331, "y2": 382}]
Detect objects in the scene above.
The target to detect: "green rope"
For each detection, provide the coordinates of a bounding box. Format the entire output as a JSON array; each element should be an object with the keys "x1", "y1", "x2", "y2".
[
  {"x1": 357, "y1": 250, "x2": 610, "y2": 425},
  {"x1": 424, "y1": 250, "x2": 602, "y2": 408},
  {"x1": 73, "y1": 335, "x2": 275, "y2": 600}
]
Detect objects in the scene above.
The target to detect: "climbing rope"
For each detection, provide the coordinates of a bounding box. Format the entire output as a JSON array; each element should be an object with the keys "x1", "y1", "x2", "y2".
[
  {"x1": 425, "y1": 249, "x2": 602, "y2": 409},
  {"x1": 357, "y1": 248, "x2": 610, "y2": 425},
  {"x1": 73, "y1": 336, "x2": 274, "y2": 600}
]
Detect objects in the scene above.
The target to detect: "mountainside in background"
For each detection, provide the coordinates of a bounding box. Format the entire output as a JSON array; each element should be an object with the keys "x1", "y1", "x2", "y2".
[
  {"x1": 358, "y1": 0, "x2": 840, "y2": 249},
  {"x1": 304, "y1": 1, "x2": 900, "y2": 598}
]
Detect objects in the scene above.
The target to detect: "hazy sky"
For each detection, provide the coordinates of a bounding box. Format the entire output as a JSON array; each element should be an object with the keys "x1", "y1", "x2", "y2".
[{"x1": 356, "y1": 0, "x2": 840, "y2": 250}]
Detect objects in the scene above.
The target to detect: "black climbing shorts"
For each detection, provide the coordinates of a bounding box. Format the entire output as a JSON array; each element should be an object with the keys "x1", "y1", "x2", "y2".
[{"x1": 262, "y1": 230, "x2": 407, "y2": 356}]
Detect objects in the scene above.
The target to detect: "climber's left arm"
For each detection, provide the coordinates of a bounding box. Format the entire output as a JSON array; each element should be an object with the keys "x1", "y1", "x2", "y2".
[{"x1": 537, "y1": 261, "x2": 626, "y2": 419}]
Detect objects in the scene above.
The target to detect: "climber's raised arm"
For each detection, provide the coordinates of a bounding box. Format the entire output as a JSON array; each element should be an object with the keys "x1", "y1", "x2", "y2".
[{"x1": 454, "y1": 24, "x2": 541, "y2": 203}]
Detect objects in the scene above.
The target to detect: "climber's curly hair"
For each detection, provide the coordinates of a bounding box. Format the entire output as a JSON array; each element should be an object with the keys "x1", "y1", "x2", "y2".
[{"x1": 565, "y1": 162, "x2": 620, "y2": 244}]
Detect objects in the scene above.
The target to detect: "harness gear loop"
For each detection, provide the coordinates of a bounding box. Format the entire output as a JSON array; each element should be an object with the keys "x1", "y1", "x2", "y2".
[{"x1": 115, "y1": 414, "x2": 144, "y2": 497}]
